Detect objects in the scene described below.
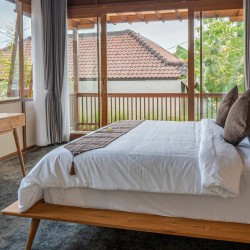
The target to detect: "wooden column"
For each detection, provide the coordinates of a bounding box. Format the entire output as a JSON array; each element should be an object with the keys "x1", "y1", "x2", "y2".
[
  {"x1": 7, "y1": 18, "x2": 18, "y2": 96},
  {"x1": 100, "y1": 14, "x2": 108, "y2": 127},
  {"x1": 73, "y1": 22, "x2": 79, "y2": 131},
  {"x1": 17, "y1": 1, "x2": 24, "y2": 98},
  {"x1": 188, "y1": 9, "x2": 195, "y2": 121},
  {"x1": 97, "y1": 17, "x2": 101, "y2": 128},
  {"x1": 199, "y1": 11, "x2": 203, "y2": 120}
]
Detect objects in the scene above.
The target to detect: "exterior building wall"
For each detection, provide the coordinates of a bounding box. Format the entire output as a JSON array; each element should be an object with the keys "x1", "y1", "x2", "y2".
[{"x1": 78, "y1": 80, "x2": 182, "y2": 93}]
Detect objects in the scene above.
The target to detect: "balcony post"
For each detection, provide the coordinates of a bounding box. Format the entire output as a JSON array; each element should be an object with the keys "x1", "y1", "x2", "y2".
[
  {"x1": 100, "y1": 14, "x2": 108, "y2": 126},
  {"x1": 188, "y1": 9, "x2": 195, "y2": 121},
  {"x1": 73, "y1": 22, "x2": 79, "y2": 131}
]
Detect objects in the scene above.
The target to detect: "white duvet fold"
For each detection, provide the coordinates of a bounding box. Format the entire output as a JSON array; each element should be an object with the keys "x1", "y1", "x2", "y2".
[
  {"x1": 199, "y1": 119, "x2": 243, "y2": 198},
  {"x1": 18, "y1": 120, "x2": 243, "y2": 212}
]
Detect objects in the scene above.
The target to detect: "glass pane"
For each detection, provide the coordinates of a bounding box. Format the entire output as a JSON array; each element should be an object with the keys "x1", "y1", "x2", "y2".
[
  {"x1": 107, "y1": 10, "x2": 188, "y2": 123},
  {"x1": 0, "y1": 0, "x2": 19, "y2": 100},
  {"x1": 23, "y1": 11, "x2": 32, "y2": 97},
  {"x1": 195, "y1": 9, "x2": 244, "y2": 120},
  {"x1": 68, "y1": 18, "x2": 100, "y2": 132}
]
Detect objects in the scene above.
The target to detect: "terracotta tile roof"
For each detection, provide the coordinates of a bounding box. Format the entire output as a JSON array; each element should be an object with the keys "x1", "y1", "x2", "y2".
[
  {"x1": 68, "y1": 29, "x2": 185, "y2": 80},
  {"x1": 1, "y1": 29, "x2": 185, "y2": 80}
]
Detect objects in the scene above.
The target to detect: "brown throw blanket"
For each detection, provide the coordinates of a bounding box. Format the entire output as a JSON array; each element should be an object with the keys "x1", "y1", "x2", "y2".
[{"x1": 65, "y1": 120, "x2": 144, "y2": 175}]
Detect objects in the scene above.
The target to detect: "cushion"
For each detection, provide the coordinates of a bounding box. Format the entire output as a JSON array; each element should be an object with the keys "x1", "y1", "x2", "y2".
[
  {"x1": 216, "y1": 85, "x2": 238, "y2": 128},
  {"x1": 224, "y1": 89, "x2": 250, "y2": 146}
]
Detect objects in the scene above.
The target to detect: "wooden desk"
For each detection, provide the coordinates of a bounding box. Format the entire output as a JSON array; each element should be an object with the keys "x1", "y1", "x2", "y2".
[{"x1": 0, "y1": 113, "x2": 26, "y2": 176}]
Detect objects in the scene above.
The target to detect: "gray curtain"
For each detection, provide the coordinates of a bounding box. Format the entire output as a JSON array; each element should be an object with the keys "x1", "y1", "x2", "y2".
[
  {"x1": 245, "y1": 0, "x2": 250, "y2": 89},
  {"x1": 41, "y1": 0, "x2": 67, "y2": 144}
]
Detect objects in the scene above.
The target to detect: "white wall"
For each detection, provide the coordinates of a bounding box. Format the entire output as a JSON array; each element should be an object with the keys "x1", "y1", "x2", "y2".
[
  {"x1": 0, "y1": 100, "x2": 36, "y2": 158},
  {"x1": 79, "y1": 80, "x2": 182, "y2": 93}
]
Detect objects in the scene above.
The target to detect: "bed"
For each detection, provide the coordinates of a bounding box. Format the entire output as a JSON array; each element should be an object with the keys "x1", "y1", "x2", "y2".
[{"x1": 2, "y1": 119, "x2": 250, "y2": 249}]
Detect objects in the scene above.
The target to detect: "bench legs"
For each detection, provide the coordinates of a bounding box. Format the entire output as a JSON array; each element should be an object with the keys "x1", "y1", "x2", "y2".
[{"x1": 25, "y1": 218, "x2": 40, "y2": 250}]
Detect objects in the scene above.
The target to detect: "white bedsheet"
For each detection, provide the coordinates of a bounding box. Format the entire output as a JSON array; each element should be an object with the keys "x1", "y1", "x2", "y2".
[
  {"x1": 44, "y1": 138, "x2": 250, "y2": 224},
  {"x1": 18, "y1": 119, "x2": 243, "y2": 212}
]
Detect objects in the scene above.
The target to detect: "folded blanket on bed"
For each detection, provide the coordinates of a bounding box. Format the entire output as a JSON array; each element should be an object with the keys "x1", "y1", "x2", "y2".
[
  {"x1": 18, "y1": 119, "x2": 243, "y2": 212},
  {"x1": 199, "y1": 119, "x2": 243, "y2": 198},
  {"x1": 65, "y1": 120, "x2": 144, "y2": 175}
]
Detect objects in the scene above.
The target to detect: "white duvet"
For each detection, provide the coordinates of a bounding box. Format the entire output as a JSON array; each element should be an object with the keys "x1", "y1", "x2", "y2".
[{"x1": 18, "y1": 119, "x2": 243, "y2": 212}]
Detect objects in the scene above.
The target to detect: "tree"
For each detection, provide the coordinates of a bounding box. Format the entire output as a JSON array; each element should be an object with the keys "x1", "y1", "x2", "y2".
[
  {"x1": 0, "y1": 21, "x2": 33, "y2": 99},
  {"x1": 174, "y1": 18, "x2": 244, "y2": 93},
  {"x1": 195, "y1": 18, "x2": 244, "y2": 93}
]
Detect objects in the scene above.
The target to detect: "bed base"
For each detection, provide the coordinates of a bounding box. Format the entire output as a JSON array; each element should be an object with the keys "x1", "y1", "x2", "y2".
[{"x1": 2, "y1": 200, "x2": 250, "y2": 250}]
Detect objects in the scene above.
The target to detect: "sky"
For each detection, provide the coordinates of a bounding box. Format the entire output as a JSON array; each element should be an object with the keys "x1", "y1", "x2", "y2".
[
  {"x1": 0, "y1": 0, "x2": 189, "y2": 53},
  {"x1": 107, "y1": 21, "x2": 188, "y2": 53},
  {"x1": 0, "y1": 0, "x2": 31, "y2": 48}
]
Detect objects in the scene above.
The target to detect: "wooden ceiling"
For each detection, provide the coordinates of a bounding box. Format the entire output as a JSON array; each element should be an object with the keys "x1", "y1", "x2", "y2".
[
  {"x1": 68, "y1": 8, "x2": 243, "y2": 29},
  {"x1": 19, "y1": 0, "x2": 243, "y2": 28}
]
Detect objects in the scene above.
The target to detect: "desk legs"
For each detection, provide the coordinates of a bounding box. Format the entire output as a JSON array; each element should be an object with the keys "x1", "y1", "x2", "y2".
[{"x1": 13, "y1": 128, "x2": 26, "y2": 177}]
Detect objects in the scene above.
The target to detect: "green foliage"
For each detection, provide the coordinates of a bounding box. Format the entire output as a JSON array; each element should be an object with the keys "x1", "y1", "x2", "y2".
[
  {"x1": 174, "y1": 45, "x2": 188, "y2": 61},
  {"x1": 174, "y1": 18, "x2": 244, "y2": 93},
  {"x1": 195, "y1": 18, "x2": 244, "y2": 93}
]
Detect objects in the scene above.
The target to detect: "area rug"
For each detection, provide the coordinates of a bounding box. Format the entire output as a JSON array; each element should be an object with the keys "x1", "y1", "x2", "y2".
[{"x1": 0, "y1": 146, "x2": 249, "y2": 250}]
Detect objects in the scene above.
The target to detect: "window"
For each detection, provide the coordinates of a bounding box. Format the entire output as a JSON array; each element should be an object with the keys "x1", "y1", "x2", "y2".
[
  {"x1": 194, "y1": 9, "x2": 244, "y2": 120},
  {"x1": 0, "y1": 0, "x2": 32, "y2": 100},
  {"x1": 106, "y1": 10, "x2": 189, "y2": 123}
]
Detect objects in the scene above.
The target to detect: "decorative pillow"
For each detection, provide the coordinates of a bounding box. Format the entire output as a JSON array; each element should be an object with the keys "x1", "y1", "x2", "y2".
[
  {"x1": 224, "y1": 89, "x2": 250, "y2": 146},
  {"x1": 216, "y1": 85, "x2": 238, "y2": 128}
]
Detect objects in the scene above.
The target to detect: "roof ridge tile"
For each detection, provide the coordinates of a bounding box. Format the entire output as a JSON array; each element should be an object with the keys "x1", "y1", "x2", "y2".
[{"x1": 129, "y1": 30, "x2": 182, "y2": 66}]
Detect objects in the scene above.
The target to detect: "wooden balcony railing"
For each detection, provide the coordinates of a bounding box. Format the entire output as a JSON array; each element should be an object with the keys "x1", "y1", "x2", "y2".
[{"x1": 70, "y1": 92, "x2": 225, "y2": 131}]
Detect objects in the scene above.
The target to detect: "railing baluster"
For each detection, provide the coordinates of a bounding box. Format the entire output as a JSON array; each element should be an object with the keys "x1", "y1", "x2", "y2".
[
  {"x1": 127, "y1": 97, "x2": 129, "y2": 120},
  {"x1": 144, "y1": 97, "x2": 146, "y2": 120},
  {"x1": 152, "y1": 98, "x2": 154, "y2": 120},
  {"x1": 170, "y1": 97, "x2": 172, "y2": 121},
  {"x1": 131, "y1": 97, "x2": 133, "y2": 120},
  {"x1": 161, "y1": 97, "x2": 163, "y2": 121},
  {"x1": 215, "y1": 97, "x2": 218, "y2": 117},
  {"x1": 178, "y1": 97, "x2": 180, "y2": 121},
  {"x1": 140, "y1": 97, "x2": 142, "y2": 120},
  {"x1": 135, "y1": 97, "x2": 138, "y2": 120},
  {"x1": 156, "y1": 97, "x2": 158, "y2": 120},
  {"x1": 70, "y1": 93, "x2": 227, "y2": 130},
  {"x1": 114, "y1": 97, "x2": 116, "y2": 122},
  {"x1": 147, "y1": 97, "x2": 150, "y2": 120},
  {"x1": 81, "y1": 97, "x2": 84, "y2": 130},
  {"x1": 123, "y1": 97, "x2": 125, "y2": 120},
  {"x1": 206, "y1": 97, "x2": 209, "y2": 118},
  {"x1": 183, "y1": 97, "x2": 186, "y2": 121},
  {"x1": 211, "y1": 97, "x2": 213, "y2": 119},
  {"x1": 174, "y1": 97, "x2": 176, "y2": 121},
  {"x1": 118, "y1": 97, "x2": 121, "y2": 121},
  {"x1": 165, "y1": 97, "x2": 168, "y2": 121}
]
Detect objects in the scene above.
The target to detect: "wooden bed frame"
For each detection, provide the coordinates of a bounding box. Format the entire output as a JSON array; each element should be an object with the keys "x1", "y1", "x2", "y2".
[{"x1": 2, "y1": 200, "x2": 250, "y2": 250}]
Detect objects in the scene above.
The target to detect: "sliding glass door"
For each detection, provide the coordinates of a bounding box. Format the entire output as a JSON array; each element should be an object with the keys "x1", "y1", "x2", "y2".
[
  {"x1": 68, "y1": 17, "x2": 101, "y2": 131},
  {"x1": 194, "y1": 9, "x2": 244, "y2": 120},
  {"x1": 106, "y1": 10, "x2": 189, "y2": 123},
  {"x1": 67, "y1": 2, "x2": 243, "y2": 132}
]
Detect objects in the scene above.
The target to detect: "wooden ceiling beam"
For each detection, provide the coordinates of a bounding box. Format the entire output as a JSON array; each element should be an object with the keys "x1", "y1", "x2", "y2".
[
  {"x1": 68, "y1": 19, "x2": 95, "y2": 30},
  {"x1": 68, "y1": 0, "x2": 242, "y2": 19},
  {"x1": 175, "y1": 9, "x2": 182, "y2": 22},
  {"x1": 116, "y1": 13, "x2": 132, "y2": 24},
  {"x1": 154, "y1": 11, "x2": 165, "y2": 23},
  {"x1": 135, "y1": 12, "x2": 148, "y2": 24},
  {"x1": 229, "y1": 16, "x2": 243, "y2": 22}
]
